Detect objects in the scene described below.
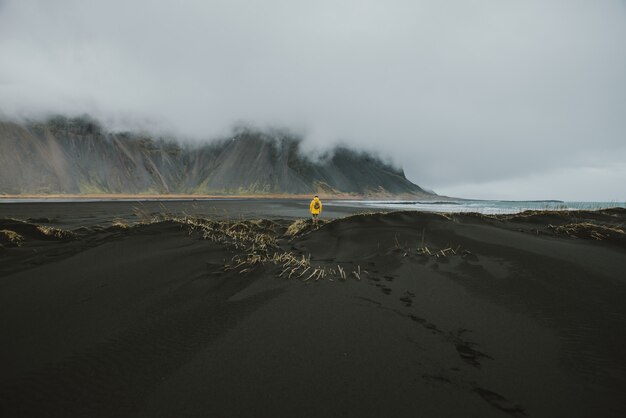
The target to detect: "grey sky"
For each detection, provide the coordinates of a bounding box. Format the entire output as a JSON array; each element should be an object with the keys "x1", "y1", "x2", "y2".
[{"x1": 1, "y1": 0, "x2": 625, "y2": 200}]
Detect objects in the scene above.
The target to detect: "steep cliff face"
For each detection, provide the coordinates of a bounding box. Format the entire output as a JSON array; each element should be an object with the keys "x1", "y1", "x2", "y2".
[{"x1": 0, "y1": 117, "x2": 430, "y2": 196}]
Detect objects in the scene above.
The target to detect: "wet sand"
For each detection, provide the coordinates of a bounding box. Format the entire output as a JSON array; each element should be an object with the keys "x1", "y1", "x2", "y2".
[
  {"x1": 0, "y1": 199, "x2": 364, "y2": 229},
  {"x1": 1, "y1": 201, "x2": 625, "y2": 417}
]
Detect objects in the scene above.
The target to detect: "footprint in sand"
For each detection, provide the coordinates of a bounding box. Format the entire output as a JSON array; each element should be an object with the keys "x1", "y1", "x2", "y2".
[
  {"x1": 408, "y1": 314, "x2": 442, "y2": 334},
  {"x1": 400, "y1": 291, "x2": 414, "y2": 307},
  {"x1": 461, "y1": 250, "x2": 479, "y2": 262},
  {"x1": 374, "y1": 283, "x2": 392, "y2": 294},
  {"x1": 409, "y1": 314, "x2": 425, "y2": 324},
  {"x1": 474, "y1": 388, "x2": 526, "y2": 417},
  {"x1": 455, "y1": 342, "x2": 492, "y2": 367}
]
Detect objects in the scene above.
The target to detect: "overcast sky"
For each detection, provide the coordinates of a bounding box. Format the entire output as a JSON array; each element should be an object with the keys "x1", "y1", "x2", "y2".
[{"x1": 1, "y1": 0, "x2": 625, "y2": 201}]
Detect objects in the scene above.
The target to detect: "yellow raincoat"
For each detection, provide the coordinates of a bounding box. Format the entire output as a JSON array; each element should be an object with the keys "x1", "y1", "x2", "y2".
[{"x1": 310, "y1": 197, "x2": 322, "y2": 215}]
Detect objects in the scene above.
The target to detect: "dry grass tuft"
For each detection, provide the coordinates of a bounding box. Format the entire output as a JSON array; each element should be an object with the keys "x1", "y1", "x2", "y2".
[
  {"x1": 548, "y1": 222, "x2": 624, "y2": 241},
  {"x1": 164, "y1": 216, "x2": 279, "y2": 251},
  {"x1": 124, "y1": 213, "x2": 361, "y2": 282},
  {"x1": 36, "y1": 225, "x2": 76, "y2": 240},
  {"x1": 111, "y1": 218, "x2": 131, "y2": 229},
  {"x1": 516, "y1": 209, "x2": 572, "y2": 218},
  {"x1": 0, "y1": 229, "x2": 24, "y2": 247},
  {"x1": 285, "y1": 219, "x2": 311, "y2": 237}
]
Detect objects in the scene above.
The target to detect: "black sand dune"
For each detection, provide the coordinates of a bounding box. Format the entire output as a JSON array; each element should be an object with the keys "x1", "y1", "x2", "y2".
[{"x1": 1, "y1": 203, "x2": 625, "y2": 417}]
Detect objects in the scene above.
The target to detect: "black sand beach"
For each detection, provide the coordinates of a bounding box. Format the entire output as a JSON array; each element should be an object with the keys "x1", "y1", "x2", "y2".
[{"x1": 1, "y1": 200, "x2": 625, "y2": 417}]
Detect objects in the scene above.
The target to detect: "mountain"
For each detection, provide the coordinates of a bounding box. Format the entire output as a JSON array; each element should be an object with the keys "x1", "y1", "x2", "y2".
[{"x1": 0, "y1": 116, "x2": 431, "y2": 197}]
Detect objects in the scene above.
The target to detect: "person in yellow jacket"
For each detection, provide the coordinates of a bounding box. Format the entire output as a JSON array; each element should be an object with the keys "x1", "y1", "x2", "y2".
[{"x1": 309, "y1": 195, "x2": 323, "y2": 226}]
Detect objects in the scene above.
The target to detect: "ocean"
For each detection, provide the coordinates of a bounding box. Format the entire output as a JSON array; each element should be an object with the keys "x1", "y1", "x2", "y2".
[{"x1": 332, "y1": 200, "x2": 626, "y2": 215}]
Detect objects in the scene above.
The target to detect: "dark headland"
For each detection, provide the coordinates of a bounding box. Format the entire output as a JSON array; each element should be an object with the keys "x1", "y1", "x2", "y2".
[
  {"x1": 1, "y1": 200, "x2": 626, "y2": 417},
  {"x1": 0, "y1": 117, "x2": 430, "y2": 198}
]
